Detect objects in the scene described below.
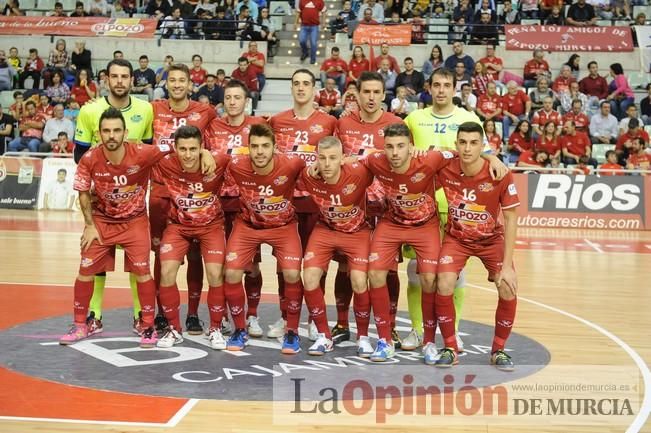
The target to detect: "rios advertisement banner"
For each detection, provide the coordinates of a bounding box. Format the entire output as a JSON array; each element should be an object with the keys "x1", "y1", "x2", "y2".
[
  {"x1": 0, "y1": 157, "x2": 43, "y2": 210},
  {"x1": 513, "y1": 173, "x2": 651, "y2": 230}
]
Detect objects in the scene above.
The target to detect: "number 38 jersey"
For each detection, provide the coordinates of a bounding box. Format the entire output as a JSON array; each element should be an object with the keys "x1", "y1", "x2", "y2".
[{"x1": 152, "y1": 100, "x2": 217, "y2": 148}]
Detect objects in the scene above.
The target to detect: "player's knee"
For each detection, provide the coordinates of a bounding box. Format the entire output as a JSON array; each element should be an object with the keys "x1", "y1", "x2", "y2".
[
  {"x1": 205, "y1": 267, "x2": 224, "y2": 287},
  {"x1": 419, "y1": 273, "x2": 436, "y2": 292},
  {"x1": 350, "y1": 273, "x2": 368, "y2": 294},
  {"x1": 77, "y1": 274, "x2": 94, "y2": 282},
  {"x1": 134, "y1": 273, "x2": 152, "y2": 283},
  {"x1": 368, "y1": 270, "x2": 386, "y2": 288},
  {"x1": 282, "y1": 269, "x2": 301, "y2": 283},
  {"x1": 225, "y1": 268, "x2": 244, "y2": 284},
  {"x1": 497, "y1": 283, "x2": 516, "y2": 301},
  {"x1": 436, "y1": 273, "x2": 456, "y2": 295},
  {"x1": 303, "y1": 268, "x2": 322, "y2": 290}
]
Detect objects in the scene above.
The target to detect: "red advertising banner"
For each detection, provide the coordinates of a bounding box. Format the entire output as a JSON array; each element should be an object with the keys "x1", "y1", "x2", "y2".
[
  {"x1": 513, "y1": 173, "x2": 651, "y2": 231},
  {"x1": 353, "y1": 24, "x2": 412, "y2": 46},
  {"x1": 0, "y1": 17, "x2": 158, "y2": 38},
  {"x1": 505, "y1": 25, "x2": 633, "y2": 52}
]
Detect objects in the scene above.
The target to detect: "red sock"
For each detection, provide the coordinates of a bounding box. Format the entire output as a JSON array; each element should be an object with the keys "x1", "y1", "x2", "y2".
[
  {"x1": 73, "y1": 279, "x2": 94, "y2": 324},
  {"x1": 334, "y1": 270, "x2": 352, "y2": 327},
  {"x1": 136, "y1": 279, "x2": 157, "y2": 328},
  {"x1": 186, "y1": 258, "x2": 203, "y2": 316},
  {"x1": 353, "y1": 290, "x2": 371, "y2": 337},
  {"x1": 207, "y1": 285, "x2": 225, "y2": 329},
  {"x1": 368, "y1": 285, "x2": 391, "y2": 341},
  {"x1": 223, "y1": 281, "x2": 246, "y2": 329},
  {"x1": 277, "y1": 272, "x2": 287, "y2": 320},
  {"x1": 319, "y1": 273, "x2": 327, "y2": 295},
  {"x1": 493, "y1": 297, "x2": 517, "y2": 352},
  {"x1": 154, "y1": 254, "x2": 163, "y2": 312},
  {"x1": 422, "y1": 291, "x2": 436, "y2": 345},
  {"x1": 244, "y1": 273, "x2": 263, "y2": 317},
  {"x1": 435, "y1": 293, "x2": 457, "y2": 351},
  {"x1": 387, "y1": 271, "x2": 400, "y2": 328},
  {"x1": 159, "y1": 283, "x2": 181, "y2": 330},
  {"x1": 284, "y1": 280, "x2": 304, "y2": 332},
  {"x1": 304, "y1": 288, "x2": 330, "y2": 337}
]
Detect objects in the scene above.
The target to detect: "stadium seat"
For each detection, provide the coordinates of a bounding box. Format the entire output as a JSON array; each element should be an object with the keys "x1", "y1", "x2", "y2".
[
  {"x1": 25, "y1": 10, "x2": 43, "y2": 15},
  {"x1": 521, "y1": 19, "x2": 540, "y2": 25},
  {"x1": 595, "y1": 19, "x2": 612, "y2": 26},
  {"x1": 592, "y1": 143, "x2": 615, "y2": 163},
  {"x1": 35, "y1": 0, "x2": 55, "y2": 11},
  {"x1": 628, "y1": 71, "x2": 648, "y2": 89},
  {"x1": 20, "y1": 0, "x2": 36, "y2": 9},
  {"x1": 614, "y1": 20, "x2": 630, "y2": 26},
  {"x1": 495, "y1": 121, "x2": 503, "y2": 138},
  {"x1": 61, "y1": 0, "x2": 75, "y2": 10},
  {"x1": 0, "y1": 90, "x2": 16, "y2": 109}
]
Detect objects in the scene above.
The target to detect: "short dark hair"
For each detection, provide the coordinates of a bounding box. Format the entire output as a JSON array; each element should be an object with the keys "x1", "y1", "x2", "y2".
[
  {"x1": 404, "y1": 56, "x2": 413, "y2": 62},
  {"x1": 57, "y1": 168, "x2": 67, "y2": 175},
  {"x1": 206, "y1": 74, "x2": 217, "y2": 80},
  {"x1": 605, "y1": 150, "x2": 616, "y2": 159},
  {"x1": 75, "y1": 0, "x2": 83, "y2": 6},
  {"x1": 610, "y1": 63, "x2": 624, "y2": 76},
  {"x1": 139, "y1": 55, "x2": 148, "y2": 61},
  {"x1": 240, "y1": 5, "x2": 249, "y2": 11},
  {"x1": 217, "y1": 68, "x2": 225, "y2": 75},
  {"x1": 587, "y1": 60, "x2": 598, "y2": 69},
  {"x1": 331, "y1": 47, "x2": 340, "y2": 53},
  {"x1": 24, "y1": 100, "x2": 36, "y2": 108},
  {"x1": 225, "y1": 79, "x2": 249, "y2": 97},
  {"x1": 174, "y1": 125, "x2": 202, "y2": 145},
  {"x1": 29, "y1": 48, "x2": 38, "y2": 55},
  {"x1": 192, "y1": 54, "x2": 203, "y2": 61},
  {"x1": 249, "y1": 123, "x2": 275, "y2": 145},
  {"x1": 357, "y1": 71, "x2": 386, "y2": 92},
  {"x1": 168, "y1": 63, "x2": 190, "y2": 78},
  {"x1": 54, "y1": 2, "x2": 62, "y2": 7},
  {"x1": 383, "y1": 123, "x2": 412, "y2": 140},
  {"x1": 99, "y1": 107, "x2": 126, "y2": 130},
  {"x1": 113, "y1": 50, "x2": 123, "y2": 57},
  {"x1": 457, "y1": 121, "x2": 484, "y2": 138},
  {"x1": 13, "y1": 90, "x2": 23, "y2": 98},
  {"x1": 461, "y1": 82, "x2": 472, "y2": 89},
  {"x1": 600, "y1": 100, "x2": 610, "y2": 108},
  {"x1": 106, "y1": 58, "x2": 133, "y2": 77},
  {"x1": 292, "y1": 68, "x2": 316, "y2": 86},
  {"x1": 58, "y1": 131, "x2": 68, "y2": 138},
  {"x1": 237, "y1": 56, "x2": 248, "y2": 63},
  {"x1": 429, "y1": 67, "x2": 457, "y2": 88}
]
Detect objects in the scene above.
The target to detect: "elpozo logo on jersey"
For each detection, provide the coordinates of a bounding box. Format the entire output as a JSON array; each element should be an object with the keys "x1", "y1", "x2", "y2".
[
  {"x1": 91, "y1": 18, "x2": 146, "y2": 36},
  {"x1": 449, "y1": 203, "x2": 491, "y2": 225}
]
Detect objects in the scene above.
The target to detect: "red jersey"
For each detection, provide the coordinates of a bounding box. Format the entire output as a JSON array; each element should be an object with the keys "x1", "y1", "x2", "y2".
[
  {"x1": 501, "y1": 90, "x2": 529, "y2": 116},
  {"x1": 371, "y1": 54, "x2": 400, "y2": 74},
  {"x1": 315, "y1": 88, "x2": 341, "y2": 108},
  {"x1": 74, "y1": 142, "x2": 170, "y2": 222},
  {"x1": 153, "y1": 152, "x2": 230, "y2": 226},
  {"x1": 231, "y1": 66, "x2": 259, "y2": 92},
  {"x1": 616, "y1": 130, "x2": 650, "y2": 152},
  {"x1": 599, "y1": 162, "x2": 624, "y2": 176},
  {"x1": 628, "y1": 152, "x2": 651, "y2": 170},
  {"x1": 361, "y1": 150, "x2": 455, "y2": 226},
  {"x1": 562, "y1": 111, "x2": 589, "y2": 132},
  {"x1": 71, "y1": 82, "x2": 97, "y2": 106},
  {"x1": 300, "y1": 162, "x2": 373, "y2": 233},
  {"x1": 523, "y1": 58, "x2": 550, "y2": 80},
  {"x1": 270, "y1": 108, "x2": 337, "y2": 164},
  {"x1": 348, "y1": 59, "x2": 370, "y2": 80},
  {"x1": 552, "y1": 76, "x2": 575, "y2": 94},
  {"x1": 190, "y1": 67, "x2": 208, "y2": 87},
  {"x1": 299, "y1": 0, "x2": 324, "y2": 25},
  {"x1": 508, "y1": 132, "x2": 534, "y2": 153},
  {"x1": 320, "y1": 57, "x2": 348, "y2": 78},
  {"x1": 18, "y1": 113, "x2": 45, "y2": 139},
  {"x1": 242, "y1": 51, "x2": 265, "y2": 76},
  {"x1": 37, "y1": 105, "x2": 53, "y2": 121},
  {"x1": 517, "y1": 150, "x2": 542, "y2": 167},
  {"x1": 344, "y1": 93, "x2": 359, "y2": 112},
  {"x1": 152, "y1": 100, "x2": 217, "y2": 148},
  {"x1": 486, "y1": 133, "x2": 502, "y2": 154},
  {"x1": 438, "y1": 158, "x2": 520, "y2": 242},
  {"x1": 477, "y1": 93, "x2": 502, "y2": 117},
  {"x1": 561, "y1": 132, "x2": 591, "y2": 157},
  {"x1": 532, "y1": 109, "x2": 561, "y2": 129},
  {"x1": 536, "y1": 135, "x2": 561, "y2": 156},
  {"x1": 478, "y1": 56, "x2": 503, "y2": 81},
  {"x1": 227, "y1": 154, "x2": 305, "y2": 229}
]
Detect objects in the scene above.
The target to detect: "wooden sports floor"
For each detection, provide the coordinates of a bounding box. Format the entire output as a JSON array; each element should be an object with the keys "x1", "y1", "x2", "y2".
[{"x1": 0, "y1": 208, "x2": 649, "y2": 433}]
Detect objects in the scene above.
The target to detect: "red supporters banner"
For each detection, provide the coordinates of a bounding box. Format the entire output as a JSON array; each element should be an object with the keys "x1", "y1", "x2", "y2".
[
  {"x1": 0, "y1": 17, "x2": 158, "y2": 38},
  {"x1": 512, "y1": 173, "x2": 651, "y2": 230},
  {"x1": 505, "y1": 25, "x2": 634, "y2": 52},
  {"x1": 353, "y1": 24, "x2": 412, "y2": 46}
]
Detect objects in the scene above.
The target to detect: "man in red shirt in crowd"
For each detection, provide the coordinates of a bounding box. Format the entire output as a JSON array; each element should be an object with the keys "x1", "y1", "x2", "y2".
[
  {"x1": 371, "y1": 43, "x2": 400, "y2": 74},
  {"x1": 297, "y1": 0, "x2": 325, "y2": 64},
  {"x1": 190, "y1": 54, "x2": 208, "y2": 93},
  {"x1": 153, "y1": 126, "x2": 230, "y2": 349},
  {"x1": 561, "y1": 120, "x2": 596, "y2": 166},
  {"x1": 476, "y1": 81, "x2": 502, "y2": 122},
  {"x1": 7, "y1": 100, "x2": 44, "y2": 152},
  {"x1": 562, "y1": 99, "x2": 590, "y2": 133},
  {"x1": 579, "y1": 61, "x2": 609, "y2": 113},
  {"x1": 599, "y1": 150, "x2": 624, "y2": 175},
  {"x1": 532, "y1": 96, "x2": 561, "y2": 137},
  {"x1": 616, "y1": 118, "x2": 650, "y2": 163},
  {"x1": 478, "y1": 45, "x2": 503, "y2": 82},
  {"x1": 501, "y1": 80, "x2": 530, "y2": 139},
  {"x1": 523, "y1": 48, "x2": 550, "y2": 89},
  {"x1": 299, "y1": 136, "x2": 375, "y2": 356},
  {"x1": 320, "y1": 46, "x2": 348, "y2": 94},
  {"x1": 551, "y1": 65, "x2": 576, "y2": 94},
  {"x1": 314, "y1": 77, "x2": 342, "y2": 116},
  {"x1": 433, "y1": 121, "x2": 520, "y2": 371},
  {"x1": 626, "y1": 137, "x2": 651, "y2": 173},
  {"x1": 204, "y1": 79, "x2": 267, "y2": 338},
  {"x1": 242, "y1": 41, "x2": 266, "y2": 92},
  {"x1": 231, "y1": 57, "x2": 259, "y2": 111},
  {"x1": 150, "y1": 63, "x2": 217, "y2": 333},
  {"x1": 223, "y1": 123, "x2": 306, "y2": 353}
]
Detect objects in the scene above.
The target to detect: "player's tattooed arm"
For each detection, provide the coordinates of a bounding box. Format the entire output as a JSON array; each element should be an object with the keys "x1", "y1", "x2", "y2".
[
  {"x1": 199, "y1": 149, "x2": 217, "y2": 175},
  {"x1": 79, "y1": 191, "x2": 101, "y2": 251},
  {"x1": 481, "y1": 153, "x2": 508, "y2": 181},
  {"x1": 495, "y1": 207, "x2": 517, "y2": 297}
]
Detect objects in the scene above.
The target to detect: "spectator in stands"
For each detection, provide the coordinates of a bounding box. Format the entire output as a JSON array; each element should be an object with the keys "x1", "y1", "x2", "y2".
[
  {"x1": 476, "y1": 81, "x2": 502, "y2": 121},
  {"x1": 7, "y1": 47, "x2": 21, "y2": 88},
  {"x1": 449, "y1": 16, "x2": 468, "y2": 44},
  {"x1": 70, "y1": 69, "x2": 96, "y2": 106},
  {"x1": 537, "y1": 120, "x2": 562, "y2": 160},
  {"x1": 530, "y1": 76, "x2": 556, "y2": 112},
  {"x1": 132, "y1": 55, "x2": 156, "y2": 101},
  {"x1": 418, "y1": 81, "x2": 432, "y2": 108},
  {"x1": 64, "y1": 99, "x2": 80, "y2": 125},
  {"x1": 566, "y1": 0, "x2": 597, "y2": 26},
  {"x1": 378, "y1": 58, "x2": 397, "y2": 104},
  {"x1": 348, "y1": 45, "x2": 369, "y2": 84},
  {"x1": 189, "y1": 54, "x2": 208, "y2": 92},
  {"x1": 257, "y1": 7, "x2": 279, "y2": 57},
  {"x1": 161, "y1": 7, "x2": 187, "y2": 39},
  {"x1": 38, "y1": 94, "x2": 54, "y2": 119},
  {"x1": 471, "y1": 61, "x2": 491, "y2": 97},
  {"x1": 242, "y1": 42, "x2": 266, "y2": 92},
  {"x1": 370, "y1": 0, "x2": 385, "y2": 22},
  {"x1": 297, "y1": 0, "x2": 324, "y2": 65},
  {"x1": 386, "y1": 10, "x2": 402, "y2": 23},
  {"x1": 517, "y1": 149, "x2": 549, "y2": 169},
  {"x1": 484, "y1": 118, "x2": 503, "y2": 157},
  {"x1": 49, "y1": 2, "x2": 66, "y2": 16},
  {"x1": 499, "y1": 0, "x2": 521, "y2": 25},
  {"x1": 599, "y1": 150, "x2": 624, "y2": 175},
  {"x1": 231, "y1": 57, "x2": 259, "y2": 111},
  {"x1": 39, "y1": 103, "x2": 74, "y2": 153},
  {"x1": 194, "y1": 74, "x2": 224, "y2": 107},
  {"x1": 10, "y1": 91, "x2": 24, "y2": 121},
  {"x1": 502, "y1": 80, "x2": 531, "y2": 140},
  {"x1": 371, "y1": 43, "x2": 400, "y2": 74},
  {"x1": 113, "y1": 50, "x2": 124, "y2": 60},
  {"x1": 616, "y1": 118, "x2": 649, "y2": 163},
  {"x1": 592, "y1": 0, "x2": 615, "y2": 20},
  {"x1": 532, "y1": 96, "x2": 561, "y2": 137},
  {"x1": 579, "y1": 60, "x2": 608, "y2": 113},
  {"x1": 50, "y1": 131, "x2": 73, "y2": 154},
  {"x1": 70, "y1": 1, "x2": 90, "y2": 16},
  {"x1": 632, "y1": 13, "x2": 646, "y2": 47},
  {"x1": 96, "y1": 69, "x2": 109, "y2": 97},
  {"x1": 223, "y1": 0, "x2": 236, "y2": 19},
  {"x1": 0, "y1": 51, "x2": 16, "y2": 91},
  {"x1": 215, "y1": 68, "x2": 229, "y2": 88},
  {"x1": 562, "y1": 54, "x2": 581, "y2": 80},
  {"x1": 410, "y1": 8, "x2": 426, "y2": 44},
  {"x1": 342, "y1": 81, "x2": 359, "y2": 113},
  {"x1": 453, "y1": 0, "x2": 473, "y2": 24},
  {"x1": 470, "y1": 11, "x2": 499, "y2": 45},
  {"x1": 552, "y1": 65, "x2": 576, "y2": 95},
  {"x1": 421, "y1": 45, "x2": 444, "y2": 81},
  {"x1": 625, "y1": 136, "x2": 650, "y2": 172},
  {"x1": 70, "y1": 41, "x2": 92, "y2": 78},
  {"x1": 519, "y1": 0, "x2": 539, "y2": 19},
  {"x1": 195, "y1": 0, "x2": 216, "y2": 14},
  {"x1": 88, "y1": 0, "x2": 110, "y2": 16},
  {"x1": 561, "y1": 119, "x2": 596, "y2": 166},
  {"x1": 458, "y1": 82, "x2": 477, "y2": 112},
  {"x1": 18, "y1": 49, "x2": 43, "y2": 90},
  {"x1": 590, "y1": 100, "x2": 619, "y2": 144},
  {"x1": 504, "y1": 119, "x2": 534, "y2": 163},
  {"x1": 210, "y1": 6, "x2": 237, "y2": 40},
  {"x1": 444, "y1": 41, "x2": 475, "y2": 72},
  {"x1": 320, "y1": 47, "x2": 348, "y2": 94},
  {"x1": 523, "y1": 48, "x2": 550, "y2": 89},
  {"x1": 544, "y1": 4, "x2": 565, "y2": 24},
  {"x1": 559, "y1": 81, "x2": 587, "y2": 114},
  {"x1": 390, "y1": 86, "x2": 413, "y2": 119},
  {"x1": 174, "y1": 0, "x2": 196, "y2": 19},
  {"x1": 453, "y1": 61, "x2": 471, "y2": 93},
  {"x1": 618, "y1": 104, "x2": 643, "y2": 134},
  {"x1": 607, "y1": 62, "x2": 634, "y2": 120},
  {"x1": 43, "y1": 39, "x2": 70, "y2": 88},
  {"x1": 0, "y1": 103, "x2": 15, "y2": 154},
  {"x1": 539, "y1": 0, "x2": 563, "y2": 19},
  {"x1": 641, "y1": 83, "x2": 651, "y2": 125},
  {"x1": 3, "y1": 0, "x2": 22, "y2": 16},
  {"x1": 236, "y1": 0, "x2": 259, "y2": 20},
  {"x1": 145, "y1": 0, "x2": 171, "y2": 20},
  {"x1": 7, "y1": 101, "x2": 44, "y2": 153},
  {"x1": 45, "y1": 70, "x2": 70, "y2": 106},
  {"x1": 359, "y1": 7, "x2": 378, "y2": 24},
  {"x1": 395, "y1": 57, "x2": 424, "y2": 102},
  {"x1": 153, "y1": 55, "x2": 174, "y2": 100},
  {"x1": 473, "y1": 0, "x2": 497, "y2": 23},
  {"x1": 563, "y1": 99, "x2": 590, "y2": 132},
  {"x1": 329, "y1": 0, "x2": 356, "y2": 39},
  {"x1": 315, "y1": 77, "x2": 343, "y2": 117},
  {"x1": 478, "y1": 45, "x2": 503, "y2": 82}
]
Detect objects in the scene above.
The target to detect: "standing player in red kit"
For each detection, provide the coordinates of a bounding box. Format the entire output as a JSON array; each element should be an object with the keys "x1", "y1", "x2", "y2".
[
  {"x1": 300, "y1": 136, "x2": 375, "y2": 356},
  {"x1": 433, "y1": 122, "x2": 519, "y2": 371},
  {"x1": 60, "y1": 108, "x2": 173, "y2": 347},
  {"x1": 153, "y1": 126, "x2": 231, "y2": 349},
  {"x1": 150, "y1": 63, "x2": 217, "y2": 334},
  {"x1": 223, "y1": 123, "x2": 306, "y2": 353},
  {"x1": 269, "y1": 69, "x2": 336, "y2": 340},
  {"x1": 334, "y1": 71, "x2": 403, "y2": 347},
  {"x1": 204, "y1": 79, "x2": 268, "y2": 338}
]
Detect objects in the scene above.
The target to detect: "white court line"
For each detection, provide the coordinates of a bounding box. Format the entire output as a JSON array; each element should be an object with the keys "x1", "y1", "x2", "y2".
[
  {"x1": 583, "y1": 238, "x2": 605, "y2": 253},
  {"x1": 467, "y1": 282, "x2": 651, "y2": 433},
  {"x1": 0, "y1": 416, "x2": 170, "y2": 427},
  {"x1": 166, "y1": 398, "x2": 200, "y2": 427}
]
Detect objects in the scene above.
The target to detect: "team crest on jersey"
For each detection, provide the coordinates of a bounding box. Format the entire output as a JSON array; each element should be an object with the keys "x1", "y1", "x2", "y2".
[
  {"x1": 226, "y1": 252, "x2": 238, "y2": 262},
  {"x1": 508, "y1": 184, "x2": 517, "y2": 196},
  {"x1": 368, "y1": 252, "x2": 380, "y2": 262},
  {"x1": 160, "y1": 244, "x2": 173, "y2": 254},
  {"x1": 188, "y1": 112, "x2": 201, "y2": 122},
  {"x1": 274, "y1": 175, "x2": 288, "y2": 186},
  {"x1": 439, "y1": 255, "x2": 453, "y2": 265},
  {"x1": 441, "y1": 151, "x2": 454, "y2": 159},
  {"x1": 479, "y1": 182, "x2": 494, "y2": 192},
  {"x1": 304, "y1": 251, "x2": 315, "y2": 261},
  {"x1": 80, "y1": 257, "x2": 94, "y2": 267},
  {"x1": 126, "y1": 165, "x2": 140, "y2": 175},
  {"x1": 342, "y1": 183, "x2": 356, "y2": 195},
  {"x1": 310, "y1": 124, "x2": 324, "y2": 134},
  {"x1": 243, "y1": 126, "x2": 251, "y2": 135},
  {"x1": 449, "y1": 123, "x2": 459, "y2": 131},
  {"x1": 130, "y1": 114, "x2": 143, "y2": 123},
  {"x1": 411, "y1": 172, "x2": 425, "y2": 183}
]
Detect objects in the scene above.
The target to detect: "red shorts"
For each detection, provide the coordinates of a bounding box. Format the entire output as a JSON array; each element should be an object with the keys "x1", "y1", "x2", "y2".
[
  {"x1": 149, "y1": 193, "x2": 171, "y2": 252},
  {"x1": 79, "y1": 214, "x2": 151, "y2": 276},
  {"x1": 304, "y1": 224, "x2": 370, "y2": 272},
  {"x1": 160, "y1": 222, "x2": 226, "y2": 264},
  {"x1": 225, "y1": 219, "x2": 302, "y2": 270},
  {"x1": 294, "y1": 196, "x2": 319, "y2": 250},
  {"x1": 438, "y1": 235, "x2": 505, "y2": 281},
  {"x1": 222, "y1": 196, "x2": 261, "y2": 265},
  {"x1": 369, "y1": 218, "x2": 440, "y2": 274}
]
